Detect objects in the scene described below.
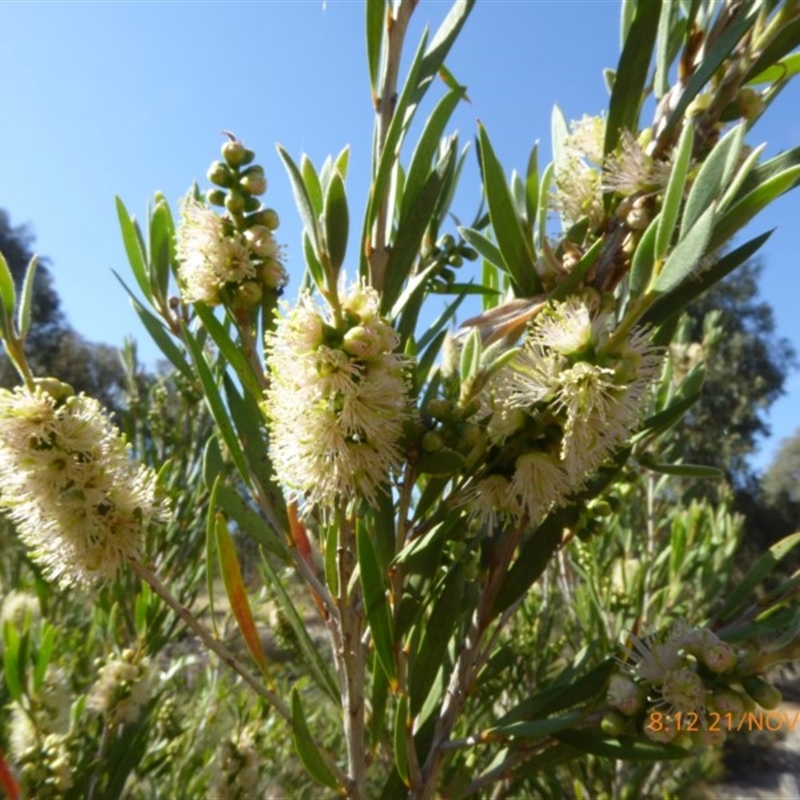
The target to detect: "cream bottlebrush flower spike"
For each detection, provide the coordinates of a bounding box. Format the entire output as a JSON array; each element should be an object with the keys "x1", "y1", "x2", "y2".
[
  {"x1": 264, "y1": 284, "x2": 410, "y2": 511},
  {"x1": 475, "y1": 295, "x2": 662, "y2": 524},
  {"x1": 0, "y1": 382, "x2": 167, "y2": 587}
]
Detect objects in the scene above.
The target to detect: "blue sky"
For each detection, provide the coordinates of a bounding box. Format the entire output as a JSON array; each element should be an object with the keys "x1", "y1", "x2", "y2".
[{"x1": 0, "y1": 1, "x2": 798, "y2": 470}]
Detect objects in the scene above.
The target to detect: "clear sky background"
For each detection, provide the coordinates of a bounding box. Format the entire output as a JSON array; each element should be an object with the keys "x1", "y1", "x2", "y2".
[{"x1": 0, "y1": 0, "x2": 798, "y2": 471}]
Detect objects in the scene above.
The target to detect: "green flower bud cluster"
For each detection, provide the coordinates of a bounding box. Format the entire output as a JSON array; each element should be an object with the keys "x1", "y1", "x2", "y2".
[
  {"x1": 422, "y1": 233, "x2": 478, "y2": 294},
  {"x1": 175, "y1": 135, "x2": 286, "y2": 307},
  {"x1": 414, "y1": 397, "x2": 487, "y2": 477}
]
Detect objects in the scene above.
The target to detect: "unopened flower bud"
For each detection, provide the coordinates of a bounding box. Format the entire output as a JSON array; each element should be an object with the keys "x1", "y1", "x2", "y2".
[
  {"x1": 246, "y1": 208, "x2": 280, "y2": 230},
  {"x1": 742, "y1": 675, "x2": 782, "y2": 710},
  {"x1": 709, "y1": 689, "x2": 745, "y2": 717},
  {"x1": 421, "y1": 431, "x2": 445, "y2": 453},
  {"x1": 207, "y1": 188, "x2": 227, "y2": 207},
  {"x1": 693, "y1": 726, "x2": 726, "y2": 747},
  {"x1": 33, "y1": 378, "x2": 75, "y2": 404},
  {"x1": 601, "y1": 710, "x2": 628, "y2": 736},
  {"x1": 607, "y1": 673, "x2": 645, "y2": 716},
  {"x1": 240, "y1": 174, "x2": 267, "y2": 196},
  {"x1": 343, "y1": 325, "x2": 380, "y2": 358},
  {"x1": 232, "y1": 280, "x2": 263, "y2": 309},
  {"x1": 225, "y1": 191, "x2": 245, "y2": 215},
  {"x1": 702, "y1": 641, "x2": 737, "y2": 674},
  {"x1": 426, "y1": 398, "x2": 453, "y2": 422},
  {"x1": 737, "y1": 88, "x2": 764, "y2": 121},
  {"x1": 221, "y1": 140, "x2": 247, "y2": 167},
  {"x1": 645, "y1": 716, "x2": 677, "y2": 743},
  {"x1": 258, "y1": 258, "x2": 287, "y2": 290},
  {"x1": 208, "y1": 161, "x2": 234, "y2": 188},
  {"x1": 244, "y1": 196, "x2": 261, "y2": 212}
]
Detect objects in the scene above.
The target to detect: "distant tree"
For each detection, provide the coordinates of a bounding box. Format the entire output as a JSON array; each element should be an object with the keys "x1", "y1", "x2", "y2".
[
  {"x1": 673, "y1": 261, "x2": 796, "y2": 486},
  {"x1": 0, "y1": 209, "x2": 125, "y2": 410}
]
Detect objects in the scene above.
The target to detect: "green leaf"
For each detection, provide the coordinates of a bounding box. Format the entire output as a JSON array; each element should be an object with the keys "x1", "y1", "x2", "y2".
[
  {"x1": 483, "y1": 711, "x2": 584, "y2": 741},
  {"x1": 525, "y1": 143, "x2": 540, "y2": 233},
  {"x1": 259, "y1": 547, "x2": 339, "y2": 703},
  {"x1": 322, "y1": 170, "x2": 349, "y2": 275},
  {"x1": 410, "y1": 563, "x2": 466, "y2": 715},
  {"x1": 290, "y1": 689, "x2": 341, "y2": 790},
  {"x1": 194, "y1": 304, "x2": 262, "y2": 400},
  {"x1": 478, "y1": 123, "x2": 540, "y2": 296},
  {"x1": 366, "y1": 0, "x2": 386, "y2": 102},
  {"x1": 277, "y1": 146, "x2": 321, "y2": 256},
  {"x1": 744, "y1": 19, "x2": 800, "y2": 83},
  {"x1": 215, "y1": 482, "x2": 288, "y2": 561},
  {"x1": 357, "y1": 522, "x2": 397, "y2": 685},
  {"x1": 112, "y1": 271, "x2": 194, "y2": 381},
  {"x1": 415, "y1": 448, "x2": 465, "y2": 476},
  {"x1": 215, "y1": 513, "x2": 273, "y2": 681},
  {"x1": 301, "y1": 154, "x2": 324, "y2": 217},
  {"x1": 0, "y1": 249, "x2": 16, "y2": 323},
  {"x1": 393, "y1": 694, "x2": 411, "y2": 787},
  {"x1": 149, "y1": 197, "x2": 175, "y2": 304},
  {"x1": 747, "y1": 50, "x2": 800, "y2": 85},
  {"x1": 554, "y1": 731, "x2": 688, "y2": 761},
  {"x1": 654, "y1": 0, "x2": 679, "y2": 99},
  {"x1": 681, "y1": 123, "x2": 745, "y2": 237},
  {"x1": 604, "y1": 0, "x2": 661, "y2": 157},
  {"x1": 2, "y1": 622, "x2": 23, "y2": 703},
  {"x1": 115, "y1": 196, "x2": 152, "y2": 303},
  {"x1": 715, "y1": 532, "x2": 800, "y2": 623},
  {"x1": 458, "y1": 226, "x2": 504, "y2": 269},
  {"x1": 16, "y1": 255, "x2": 38, "y2": 339},
  {"x1": 459, "y1": 327, "x2": 481, "y2": 385},
  {"x1": 302, "y1": 232, "x2": 327, "y2": 295},
  {"x1": 365, "y1": 30, "x2": 429, "y2": 246},
  {"x1": 181, "y1": 322, "x2": 252, "y2": 491},
  {"x1": 710, "y1": 164, "x2": 800, "y2": 251},
  {"x1": 402, "y1": 90, "x2": 462, "y2": 223},
  {"x1": 383, "y1": 139, "x2": 455, "y2": 312},
  {"x1": 653, "y1": 203, "x2": 715, "y2": 295},
  {"x1": 628, "y1": 213, "x2": 659, "y2": 300},
  {"x1": 655, "y1": 119, "x2": 694, "y2": 262},
  {"x1": 643, "y1": 230, "x2": 772, "y2": 329},
  {"x1": 644, "y1": 463, "x2": 724, "y2": 478},
  {"x1": 33, "y1": 622, "x2": 55, "y2": 693}
]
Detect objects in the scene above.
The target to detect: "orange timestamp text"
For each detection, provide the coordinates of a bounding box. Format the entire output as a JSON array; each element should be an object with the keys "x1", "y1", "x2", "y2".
[{"x1": 647, "y1": 709, "x2": 800, "y2": 733}]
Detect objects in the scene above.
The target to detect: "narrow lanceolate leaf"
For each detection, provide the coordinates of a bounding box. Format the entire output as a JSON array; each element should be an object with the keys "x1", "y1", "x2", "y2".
[
  {"x1": 366, "y1": 0, "x2": 386, "y2": 103},
  {"x1": 459, "y1": 328, "x2": 481, "y2": 385},
  {"x1": 16, "y1": 255, "x2": 38, "y2": 338},
  {"x1": 628, "y1": 213, "x2": 659, "y2": 300},
  {"x1": 290, "y1": 689, "x2": 341, "y2": 791},
  {"x1": 681, "y1": 123, "x2": 745, "y2": 237},
  {"x1": 260, "y1": 548, "x2": 340, "y2": 704},
  {"x1": 357, "y1": 523, "x2": 397, "y2": 685},
  {"x1": 112, "y1": 271, "x2": 194, "y2": 381},
  {"x1": 215, "y1": 513, "x2": 273, "y2": 684},
  {"x1": 642, "y1": 230, "x2": 772, "y2": 329},
  {"x1": 115, "y1": 196, "x2": 153, "y2": 303},
  {"x1": 181, "y1": 322, "x2": 253, "y2": 491},
  {"x1": 710, "y1": 164, "x2": 800, "y2": 250},
  {"x1": 655, "y1": 119, "x2": 694, "y2": 261},
  {"x1": 554, "y1": 731, "x2": 688, "y2": 761},
  {"x1": 2, "y1": 623, "x2": 24, "y2": 703},
  {"x1": 322, "y1": 170, "x2": 349, "y2": 275},
  {"x1": 604, "y1": 0, "x2": 661, "y2": 156},
  {"x1": 654, "y1": 0, "x2": 678, "y2": 99},
  {"x1": 715, "y1": 532, "x2": 800, "y2": 623},
  {"x1": 393, "y1": 694, "x2": 411, "y2": 787},
  {"x1": 478, "y1": 123, "x2": 540, "y2": 296},
  {"x1": 458, "y1": 227, "x2": 504, "y2": 269},
  {"x1": 409, "y1": 563, "x2": 466, "y2": 715},
  {"x1": 644, "y1": 463, "x2": 724, "y2": 478},
  {"x1": 482, "y1": 711, "x2": 584, "y2": 742},
  {"x1": 277, "y1": 145, "x2": 321, "y2": 255},
  {"x1": 149, "y1": 197, "x2": 176, "y2": 304},
  {"x1": 550, "y1": 237, "x2": 603, "y2": 302},
  {"x1": 652, "y1": 203, "x2": 715, "y2": 295},
  {"x1": 0, "y1": 249, "x2": 16, "y2": 323},
  {"x1": 551, "y1": 105, "x2": 569, "y2": 170},
  {"x1": 401, "y1": 90, "x2": 462, "y2": 222}
]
